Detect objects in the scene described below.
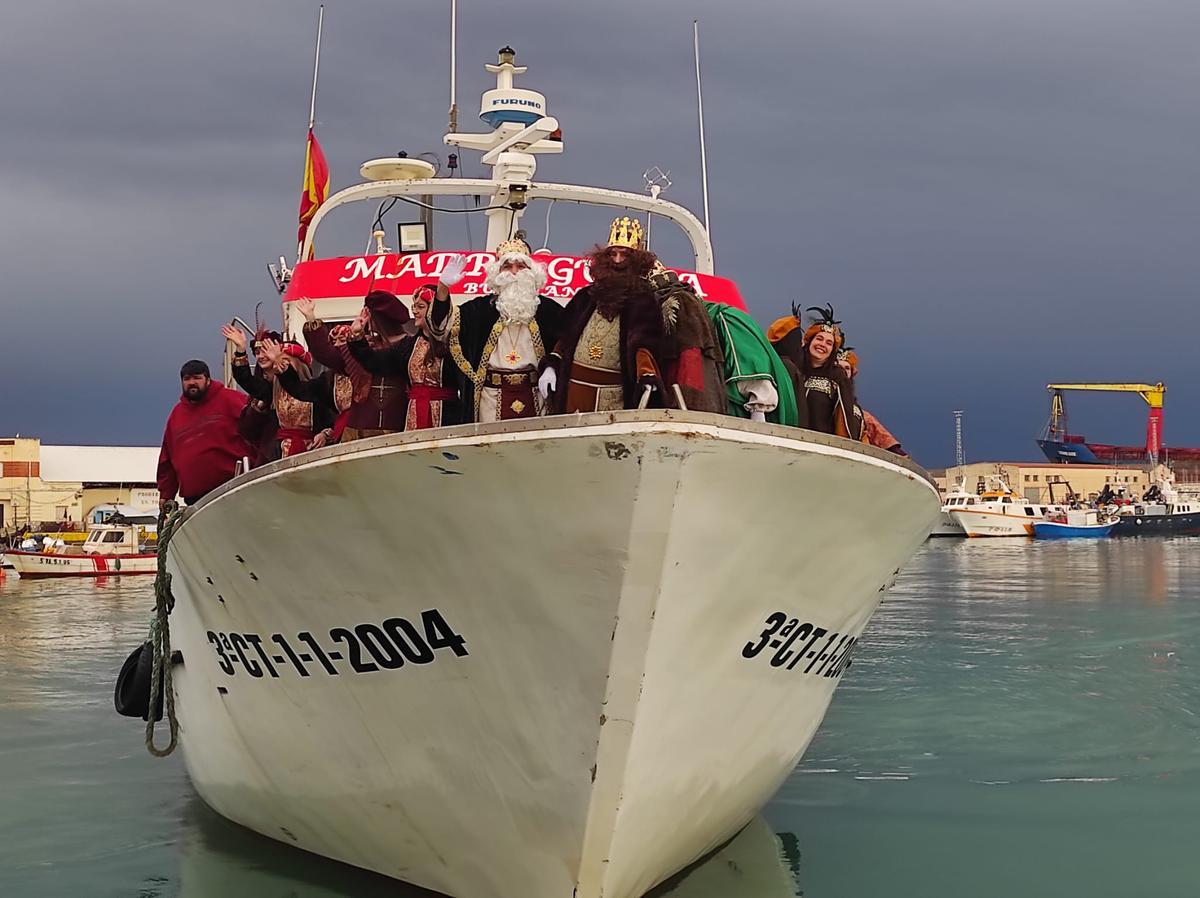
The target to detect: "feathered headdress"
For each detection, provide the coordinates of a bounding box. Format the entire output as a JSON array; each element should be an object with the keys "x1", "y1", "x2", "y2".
[{"x1": 802, "y1": 303, "x2": 844, "y2": 349}]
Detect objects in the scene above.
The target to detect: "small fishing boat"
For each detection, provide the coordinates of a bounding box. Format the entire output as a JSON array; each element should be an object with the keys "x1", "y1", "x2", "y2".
[
  {"x1": 121, "y1": 36, "x2": 940, "y2": 898},
  {"x1": 949, "y1": 478, "x2": 1063, "y2": 538},
  {"x1": 6, "y1": 522, "x2": 157, "y2": 578},
  {"x1": 930, "y1": 478, "x2": 976, "y2": 537},
  {"x1": 1033, "y1": 509, "x2": 1116, "y2": 539}
]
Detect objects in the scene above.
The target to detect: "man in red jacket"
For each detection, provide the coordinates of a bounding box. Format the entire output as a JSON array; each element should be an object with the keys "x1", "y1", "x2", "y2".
[{"x1": 157, "y1": 360, "x2": 253, "y2": 508}]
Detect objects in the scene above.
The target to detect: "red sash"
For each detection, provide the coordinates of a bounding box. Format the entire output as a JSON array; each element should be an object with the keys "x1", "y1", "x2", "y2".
[
  {"x1": 277, "y1": 426, "x2": 314, "y2": 457},
  {"x1": 408, "y1": 385, "x2": 457, "y2": 430}
]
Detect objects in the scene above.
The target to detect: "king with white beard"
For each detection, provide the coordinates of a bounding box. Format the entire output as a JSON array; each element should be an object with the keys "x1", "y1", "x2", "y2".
[{"x1": 430, "y1": 237, "x2": 563, "y2": 423}]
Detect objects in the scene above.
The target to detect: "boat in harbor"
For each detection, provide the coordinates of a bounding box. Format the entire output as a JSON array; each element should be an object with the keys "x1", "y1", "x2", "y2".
[
  {"x1": 949, "y1": 478, "x2": 1063, "y2": 538},
  {"x1": 6, "y1": 521, "x2": 157, "y2": 578},
  {"x1": 1108, "y1": 470, "x2": 1200, "y2": 536},
  {"x1": 146, "y1": 44, "x2": 939, "y2": 898},
  {"x1": 930, "y1": 478, "x2": 976, "y2": 537},
  {"x1": 1032, "y1": 508, "x2": 1117, "y2": 539}
]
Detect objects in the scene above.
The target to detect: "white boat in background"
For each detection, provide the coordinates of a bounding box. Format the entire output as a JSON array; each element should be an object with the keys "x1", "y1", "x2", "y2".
[
  {"x1": 6, "y1": 522, "x2": 157, "y2": 578},
  {"x1": 154, "y1": 42, "x2": 940, "y2": 898},
  {"x1": 930, "y1": 478, "x2": 976, "y2": 537},
  {"x1": 950, "y1": 479, "x2": 1063, "y2": 538}
]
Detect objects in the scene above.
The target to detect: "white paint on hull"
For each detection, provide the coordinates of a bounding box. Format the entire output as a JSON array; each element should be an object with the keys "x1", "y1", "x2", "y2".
[{"x1": 165, "y1": 411, "x2": 938, "y2": 898}]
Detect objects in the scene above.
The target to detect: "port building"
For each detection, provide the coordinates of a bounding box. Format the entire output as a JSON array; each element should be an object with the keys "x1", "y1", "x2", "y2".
[{"x1": 0, "y1": 438, "x2": 158, "y2": 532}]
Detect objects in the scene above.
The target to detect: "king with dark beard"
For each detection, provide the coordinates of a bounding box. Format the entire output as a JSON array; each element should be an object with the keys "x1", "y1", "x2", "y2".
[
  {"x1": 539, "y1": 218, "x2": 664, "y2": 413},
  {"x1": 430, "y1": 236, "x2": 563, "y2": 423}
]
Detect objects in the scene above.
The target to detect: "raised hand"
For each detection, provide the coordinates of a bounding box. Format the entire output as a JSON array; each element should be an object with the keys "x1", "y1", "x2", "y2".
[
  {"x1": 348, "y1": 308, "x2": 369, "y2": 339},
  {"x1": 260, "y1": 338, "x2": 286, "y2": 371},
  {"x1": 221, "y1": 324, "x2": 248, "y2": 352},
  {"x1": 296, "y1": 297, "x2": 316, "y2": 322},
  {"x1": 439, "y1": 253, "x2": 468, "y2": 287}
]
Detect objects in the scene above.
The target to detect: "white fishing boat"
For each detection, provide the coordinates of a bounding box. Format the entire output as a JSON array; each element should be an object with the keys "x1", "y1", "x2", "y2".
[
  {"x1": 149, "y1": 39, "x2": 939, "y2": 898},
  {"x1": 930, "y1": 477, "x2": 976, "y2": 537},
  {"x1": 6, "y1": 522, "x2": 157, "y2": 578},
  {"x1": 950, "y1": 477, "x2": 1062, "y2": 538}
]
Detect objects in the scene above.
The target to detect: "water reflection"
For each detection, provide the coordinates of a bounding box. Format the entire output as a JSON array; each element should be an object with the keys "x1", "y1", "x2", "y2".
[{"x1": 176, "y1": 799, "x2": 801, "y2": 898}]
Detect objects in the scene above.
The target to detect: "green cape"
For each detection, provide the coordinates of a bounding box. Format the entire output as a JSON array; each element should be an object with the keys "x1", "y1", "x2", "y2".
[{"x1": 704, "y1": 302, "x2": 799, "y2": 426}]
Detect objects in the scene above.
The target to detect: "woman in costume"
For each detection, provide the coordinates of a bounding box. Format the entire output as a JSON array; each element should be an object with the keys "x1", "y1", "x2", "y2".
[
  {"x1": 768, "y1": 304, "x2": 861, "y2": 440},
  {"x1": 271, "y1": 310, "x2": 355, "y2": 447},
  {"x1": 836, "y1": 348, "x2": 908, "y2": 456},
  {"x1": 347, "y1": 285, "x2": 465, "y2": 430},
  {"x1": 257, "y1": 338, "x2": 332, "y2": 456}
]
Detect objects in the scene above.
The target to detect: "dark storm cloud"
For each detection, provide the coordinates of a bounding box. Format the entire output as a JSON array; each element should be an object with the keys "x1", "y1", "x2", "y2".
[{"x1": 3, "y1": 0, "x2": 1199, "y2": 463}]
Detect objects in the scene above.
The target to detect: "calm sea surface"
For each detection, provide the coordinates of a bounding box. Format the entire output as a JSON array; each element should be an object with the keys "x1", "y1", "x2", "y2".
[{"x1": 2, "y1": 538, "x2": 1198, "y2": 897}]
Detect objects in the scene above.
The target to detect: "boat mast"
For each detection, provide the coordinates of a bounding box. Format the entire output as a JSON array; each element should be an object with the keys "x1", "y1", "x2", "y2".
[
  {"x1": 443, "y1": 47, "x2": 561, "y2": 250},
  {"x1": 448, "y1": 0, "x2": 458, "y2": 133}
]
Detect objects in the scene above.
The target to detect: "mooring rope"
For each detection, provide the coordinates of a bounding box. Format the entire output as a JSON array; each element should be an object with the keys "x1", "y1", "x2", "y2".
[{"x1": 146, "y1": 500, "x2": 184, "y2": 757}]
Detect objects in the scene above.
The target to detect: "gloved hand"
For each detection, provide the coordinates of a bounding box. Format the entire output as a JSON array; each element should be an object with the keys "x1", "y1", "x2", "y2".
[
  {"x1": 538, "y1": 366, "x2": 557, "y2": 398},
  {"x1": 750, "y1": 409, "x2": 766, "y2": 423},
  {"x1": 439, "y1": 253, "x2": 468, "y2": 287}
]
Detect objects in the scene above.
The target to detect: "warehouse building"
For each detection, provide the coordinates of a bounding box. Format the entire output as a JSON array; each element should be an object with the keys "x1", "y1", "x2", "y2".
[{"x1": 0, "y1": 438, "x2": 158, "y2": 532}]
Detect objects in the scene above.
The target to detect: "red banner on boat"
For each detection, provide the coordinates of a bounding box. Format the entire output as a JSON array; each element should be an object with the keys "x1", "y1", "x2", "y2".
[{"x1": 282, "y1": 252, "x2": 747, "y2": 309}]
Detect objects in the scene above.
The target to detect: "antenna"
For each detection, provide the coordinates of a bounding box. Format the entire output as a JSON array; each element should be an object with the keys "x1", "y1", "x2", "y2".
[
  {"x1": 448, "y1": 0, "x2": 459, "y2": 133},
  {"x1": 693, "y1": 20, "x2": 712, "y2": 254},
  {"x1": 642, "y1": 166, "x2": 672, "y2": 251},
  {"x1": 953, "y1": 410, "x2": 965, "y2": 467}
]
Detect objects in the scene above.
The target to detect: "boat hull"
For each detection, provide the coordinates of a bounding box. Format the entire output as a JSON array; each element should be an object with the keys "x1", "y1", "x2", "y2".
[
  {"x1": 164, "y1": 411, "x2": 938, "y2": 898},
  {"x1": 950, "y1": 508, "x2": 1036, "y2": 538},
  {"x1": 5, "y1": 551, "x2": 157, "y2": 578},
  {"x1": 1111, "y1": 511, "x2": 1200, "y2": 536},
  {"x1": 929, "y1": 511, "x2": 965, "y2": 537},
  {"x1": 1032, "y1": 522, "x2": 1114, "y2": 539}
]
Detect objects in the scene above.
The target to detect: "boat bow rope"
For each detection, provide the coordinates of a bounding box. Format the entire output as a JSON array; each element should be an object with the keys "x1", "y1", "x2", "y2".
[{"x1": 145, "y1": 501, "x2": 184, "y2": 757}]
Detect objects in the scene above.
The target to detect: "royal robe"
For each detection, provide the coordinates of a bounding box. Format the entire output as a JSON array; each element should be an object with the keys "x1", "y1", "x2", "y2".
[
  {"x1": 430, "y1": 293, "x2": 562, "y2": 422},
  {"x1": 543, "y1": 284, "x2": 664, "y2": 414}
]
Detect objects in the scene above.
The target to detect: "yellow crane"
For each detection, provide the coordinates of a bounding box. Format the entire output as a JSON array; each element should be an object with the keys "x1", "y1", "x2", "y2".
[{"x1": 1044, "y1": 383, "x2": 1166, "y2": 463}]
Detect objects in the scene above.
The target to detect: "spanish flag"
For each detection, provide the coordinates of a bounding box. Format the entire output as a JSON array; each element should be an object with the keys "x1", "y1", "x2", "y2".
[{"x1": 298, "y1": 128, "x2": 330, "y2": 257}]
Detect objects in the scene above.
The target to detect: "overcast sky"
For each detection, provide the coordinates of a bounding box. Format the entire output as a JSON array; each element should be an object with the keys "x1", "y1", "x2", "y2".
[{"x1": 3, "y1": 0, "x2": 1199, "y2": 465}]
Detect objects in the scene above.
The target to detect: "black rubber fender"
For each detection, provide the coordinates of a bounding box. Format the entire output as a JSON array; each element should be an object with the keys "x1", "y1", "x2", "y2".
[{"x1": 114, "y1": 641, "x2": 163, "y2": 722}]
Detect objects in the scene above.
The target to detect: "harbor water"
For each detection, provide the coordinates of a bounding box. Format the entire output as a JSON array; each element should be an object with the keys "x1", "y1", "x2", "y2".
[{"x1": 1, "y1": 538, "x2": 1197, "y2": 897}]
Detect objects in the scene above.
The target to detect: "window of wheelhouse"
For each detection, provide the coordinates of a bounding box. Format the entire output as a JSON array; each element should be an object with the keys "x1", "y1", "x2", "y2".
[{"x1": 102, "y1": 531, "x2": 125, "y2": 543}]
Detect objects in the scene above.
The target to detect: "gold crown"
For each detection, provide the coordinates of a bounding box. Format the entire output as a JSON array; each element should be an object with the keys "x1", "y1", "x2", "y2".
[
  {"x1": 493, "y1": 235, "x2": 532, "y2": 258},
  {"x1": 607, "y1": 216, "x2": 645, "y2": 250}
]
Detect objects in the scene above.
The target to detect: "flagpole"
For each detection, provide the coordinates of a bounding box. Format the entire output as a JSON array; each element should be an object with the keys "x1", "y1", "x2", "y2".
[
  {"x1": 693, "y1": 19, "x2": 712, "y2": 249},
  {"x1": 308, "y1": 5, "x2": 325, "y2": 130}
]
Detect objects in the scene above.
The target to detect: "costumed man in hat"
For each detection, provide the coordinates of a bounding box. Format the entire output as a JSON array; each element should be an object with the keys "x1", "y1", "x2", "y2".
[
  {"x1": 538, "y1": 218, "x2": 664, "y2": 413},
  {"x1": 347, "y1": 285, "x2": 466, "y2": 430},
  {"x1": 430, "y1": 235, "x2": 562, "y2": 423},
  {"x1": 302, "y1": 290, "x2": 412, "y2": 439},
  {"x1": 646, "y1": 266, "x2": 728, "y2": 414},
  {"x1": 768, "y1": 304, "x2": 861, "y2": 439}
]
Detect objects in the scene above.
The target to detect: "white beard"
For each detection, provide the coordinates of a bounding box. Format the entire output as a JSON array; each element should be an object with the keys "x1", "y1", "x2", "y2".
[{"x1": 490, "y1": 267, "x2": 541, "y2": 324}]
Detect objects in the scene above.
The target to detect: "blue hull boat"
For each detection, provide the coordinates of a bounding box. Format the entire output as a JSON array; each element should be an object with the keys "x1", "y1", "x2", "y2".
[{"x1": 1033, "y1": 521, "x2": 1115, "y2": 539}]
